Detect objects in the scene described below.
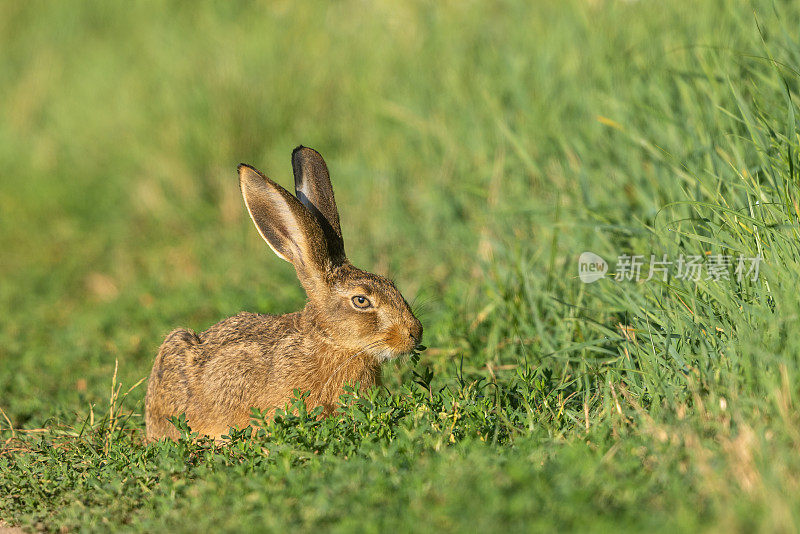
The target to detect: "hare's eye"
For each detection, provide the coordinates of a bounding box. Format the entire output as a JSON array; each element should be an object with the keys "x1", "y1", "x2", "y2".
[{"x1": 351, "y1": 295, "x2": 372, "y2": 309}]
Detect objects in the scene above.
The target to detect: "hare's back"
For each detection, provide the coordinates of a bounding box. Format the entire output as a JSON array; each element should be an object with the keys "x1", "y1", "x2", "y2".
[
  {"x1": 190, "y1": 311, "x2": 295, "y2": 371},
  {"x1": 146, "y1": 311, "x2": 300, "y2": 440}
]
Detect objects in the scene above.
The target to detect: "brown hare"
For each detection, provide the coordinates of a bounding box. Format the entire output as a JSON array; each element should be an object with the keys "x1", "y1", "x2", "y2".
[{"x1": 144, "y1": 147, "x2": 423, "y2": 441}]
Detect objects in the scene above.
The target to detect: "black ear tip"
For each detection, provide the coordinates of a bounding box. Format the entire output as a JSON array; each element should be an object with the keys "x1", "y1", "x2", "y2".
[{"x1": 292, "y1": 145, "x2": 324, "y2": 160}]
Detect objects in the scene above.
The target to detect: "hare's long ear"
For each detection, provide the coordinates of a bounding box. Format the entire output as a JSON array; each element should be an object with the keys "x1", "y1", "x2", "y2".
[
  {"x1": 239, "y1": 164, "x2": 330, "y2": 289},
  {"x1": 292, "y1": 146, "x2": 346, "y2": 264}
]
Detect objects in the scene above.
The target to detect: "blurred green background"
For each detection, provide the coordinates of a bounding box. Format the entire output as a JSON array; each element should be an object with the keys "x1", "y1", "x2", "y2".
[{"x1": 4, "y1": 0, "x2": 800, "y2": 531}]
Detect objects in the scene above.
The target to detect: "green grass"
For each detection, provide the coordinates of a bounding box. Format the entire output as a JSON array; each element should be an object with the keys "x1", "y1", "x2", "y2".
[{"x1": 3, "y1": 0, "x2": 800, "y2": 531}]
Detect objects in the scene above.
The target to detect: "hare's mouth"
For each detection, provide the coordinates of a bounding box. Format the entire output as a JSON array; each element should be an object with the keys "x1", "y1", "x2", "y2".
[
  {"x1": 362, "y1": 326, "x2": 420, "y2": 362},
  {"x1": 381, "y1": 325, "x2": 420, "y2": 358}
]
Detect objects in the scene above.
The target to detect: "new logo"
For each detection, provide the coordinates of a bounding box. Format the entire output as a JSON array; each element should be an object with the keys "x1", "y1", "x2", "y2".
[{"x1": 578, "y1": 252, "x2": 608, "y2": 283}]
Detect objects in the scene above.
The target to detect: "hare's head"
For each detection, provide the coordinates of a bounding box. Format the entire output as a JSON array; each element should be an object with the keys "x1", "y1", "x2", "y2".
[{"x1": 239, "y1": 147, "x2": 422, "y2": 361}]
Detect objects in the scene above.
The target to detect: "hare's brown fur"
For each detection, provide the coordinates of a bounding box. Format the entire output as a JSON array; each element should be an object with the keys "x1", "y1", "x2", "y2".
[{"x1": 145, "y1": 147, "x2": 422, "y2": 441}]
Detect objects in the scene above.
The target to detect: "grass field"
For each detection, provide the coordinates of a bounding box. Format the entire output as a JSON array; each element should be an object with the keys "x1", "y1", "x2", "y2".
[{"x1": 3, "y1": 0, "x2": 800, "y2": 531}]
